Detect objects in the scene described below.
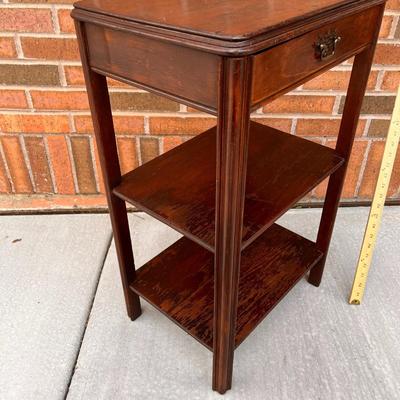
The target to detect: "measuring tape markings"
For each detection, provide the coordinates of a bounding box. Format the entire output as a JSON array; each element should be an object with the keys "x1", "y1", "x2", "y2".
[{"x1": 349, "y1": 87, "x2": 400, "y2": 305}]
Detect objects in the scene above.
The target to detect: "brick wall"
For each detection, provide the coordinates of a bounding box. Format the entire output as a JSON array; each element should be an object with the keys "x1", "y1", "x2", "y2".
[{"x1": 0, "y1": 0, "x2": 399, "y2": 211}]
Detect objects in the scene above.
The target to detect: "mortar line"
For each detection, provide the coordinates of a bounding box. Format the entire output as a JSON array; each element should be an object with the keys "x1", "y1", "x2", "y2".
[
  {"x1": 0, "y1": 138, "x2": 15, "y2": 192},
  {"x1": 355, "y1": 140, "x2": 372, "y2": 197},
  {"x1": 65, "y1": 135, "x2": 79, "y2": 193},
  {"x1": 88, "y1": 135, "x2": 101, "y2": 193},
  {"x1": 43, "y1": 135, "x2": 57, "y2": 193},
  {"x1": 19, "y1": 135, "x2": 35, "y2": 192}
]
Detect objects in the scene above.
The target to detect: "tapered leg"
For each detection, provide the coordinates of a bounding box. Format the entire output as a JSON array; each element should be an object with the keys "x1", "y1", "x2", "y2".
[
  {"x1": 75, "y1": 21, "x2": 141, "y2": 319},
  {"x1": 308, "y1": 6, "x2": 384, "y2": 287},
  {"x1": 213, "y1": 57, "x2": 252, "y2": 394}
]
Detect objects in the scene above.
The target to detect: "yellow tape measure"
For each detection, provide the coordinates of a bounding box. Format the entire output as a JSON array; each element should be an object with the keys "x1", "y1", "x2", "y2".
[{"x1": 349, "y1": 86, "x2": 400, "y2": 305}]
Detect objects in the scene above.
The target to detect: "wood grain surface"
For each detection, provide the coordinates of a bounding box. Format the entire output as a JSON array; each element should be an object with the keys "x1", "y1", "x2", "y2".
[
  {"x1": 85, "y1": 22, "x2": 219, "y2": 111},
  {"x1": 113, "y1": 121, "x2": 344, "y2": 252},
  {"x1": 130, "y1": 223, "x2": 323, "y2": 351},
  {"x1": 75, "y1": 0, "x2": 378, "y2": 41},
  {"x1": 252, "y1": 6, "x2": 380, "y2": 107}
]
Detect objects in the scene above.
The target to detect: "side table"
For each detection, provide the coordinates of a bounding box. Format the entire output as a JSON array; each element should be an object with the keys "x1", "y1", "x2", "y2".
[{"x1": 72, "y1": 0, "x2": 385, "y2": 393}]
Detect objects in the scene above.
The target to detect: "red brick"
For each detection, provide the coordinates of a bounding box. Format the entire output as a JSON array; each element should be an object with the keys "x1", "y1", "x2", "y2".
[
  {"x1": 0, "y1": 90, "x2": 28, "y2": 109},
  {"x1": 297, "y1": 119, "x2": 340, "y2": 137},
  {"x1": 303, "y1": 70, "x2": 377, "y2": 91},
  {"x1": 64, "y1": 65, "x2": 84, "y2": 86},
  {"x1": 314, "y1": 141, "x2": 368, "y2": 199},
  {"x1": 304, "y1": 71, "x2": 350, "y2": 91},
  {"x1": 0, "y1": 114, "x2": 70, "y2": 134},
  {"x1": 24, "y1": 136, "x2": 53, "y2": 193},
  {"x1": 106, "y1": 115, "x2": 144, "y2": 134},
  {"x1": 21, "y1": 37, "x2": 79, "y2": 61},
  {"x1": 339, "y1": 95, "x2": 396, "y2": 115},
  {"x1": 110, "y1": 92, "x2": 179, "y2": 112},
  {"x1": 10, "y1": 0, "x2": 75, "y2": 3},
  {"x1": 163, "y1": 136, "x2": 185, "y2": 153},
  {"x1": 381, "y1": 71, "x2": 400, "y2": 91},
  {"x1": 368, "y1": 119, "x2": 390, "y2": 137},
  {"x1": 46, "y1": 135, "x2": 75, "y2": 194},
  {"x1": 187, "y1": 106, "x2": 207, "y2": 113},
  {"x1": 342, "y1": 140, "x2": 368, "y2": 198},
  {"x1": 386, "y1": 0, "x2": 400, "y2": 10},
  {"x1": 0, "y1": 8, "x2": 53, "y2": 32},
  {"x1": 73, "y1": 116, "x2": 93, "y2": 133},
  {"x1": 263, "y1": 95, "x2": 335, "y2": 114},
  {"x1": 1, "y1": 136, "x2": 32, "y2": 193},
  {"x1": 0, "y1": 37, "x2": 17, "y2": 58},
  {"x1": 107, "y1": 78, "x2": 131, "y2": 88},
  {"x1": 358, "y1": 141, "x2": 383, "y2": 198},
  {"x1": 31, "y1": 90, "x2": 89, "y2": 110},
  {"x1": 58, "y1": 9, "x2": 75, "y2": 33},
  {"x1": 70, "y1": 136, "x2": 97, "y2": 193},
  {"x1": 140, "y1": 137, "x2": 159, "y2": 164},
  {"x1": 374, "y1": 44, "x2": 400, "y2": 65},
  {"x1": 379, "y1": 16, "x2": 393, "y2": 39},
  {"x1": 117, "y1": 137, "x2": 138, "y2": 174},
  {"x1": 74, "y1": 115, "x2": 144, "y2": 134},
  {"x1": 64, "y1": 66, "x2": 130, "y2": 87},
  {"x1": 249, "y1": 118, "x2": 292, "y2": 132},
  {"x1": 359, "y1": 142, "x2": 400, "y2": 198},
  {"x1": 0, "y1": 151, "x2": 11, "y2": 193},
  {"x1": 149, "y1": 117, "x2": 216, "y2": 135},
  {"x1": 296, "y1": 119, "x2": 365, "y2": 137},
  {"x1": 0, "y1": 64, "x2": 60, "y2": 86}
]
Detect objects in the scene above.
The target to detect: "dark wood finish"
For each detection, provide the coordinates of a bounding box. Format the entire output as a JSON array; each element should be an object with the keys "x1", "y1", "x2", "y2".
[
  {"x1": 72, "y1": 0, "x2": 384, "y2": 56},
  {"x1": 251, "y1": 6, "x2": 380, "y2": 108},
  {"x1": 113, "y1": 121, "x2": 344, "y2": 252},
  {"x1": 72, "y1": 0, "x2": 385, "y2": 394},
  {"x1": 308, "y1": 5, "x2": 385, "y2": 287},
  {"x1": 130, "y1": 223, "x2": 323, "y2": 351},
  {"x1": 85, "y1": 23, "x2": 220, "y2": 111},
  {"x1": 73, "y1": 0, "x2": 370, "y2": 39},
  {"x1": 74, "y1": 20, "x2": 141, "y2": 320},
  {"x1": 72, "y1": 3, "x2": 384, "y2": 113},
  {"x1": 212, "y1": 56, "x2": 252, "y2": 393}
]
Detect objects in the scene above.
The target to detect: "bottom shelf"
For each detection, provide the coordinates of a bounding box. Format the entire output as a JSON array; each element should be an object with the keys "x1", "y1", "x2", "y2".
[{"x1": 130, "y1": 224, "x2": 323, "y2": 350}]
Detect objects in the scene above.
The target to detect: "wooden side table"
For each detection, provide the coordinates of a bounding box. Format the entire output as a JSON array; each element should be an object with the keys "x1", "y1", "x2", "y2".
[{"x1": 72, "y1": 0, "x2": 385, "y2": 394}]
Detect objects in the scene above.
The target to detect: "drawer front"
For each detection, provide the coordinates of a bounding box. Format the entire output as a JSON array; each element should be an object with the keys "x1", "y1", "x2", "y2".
[
  {"x1": 251, "y1": 6, "x2": 381, "y2": 107},
  {"x1": 84, "y1": 23, "x2": 220, "y2": 111}
]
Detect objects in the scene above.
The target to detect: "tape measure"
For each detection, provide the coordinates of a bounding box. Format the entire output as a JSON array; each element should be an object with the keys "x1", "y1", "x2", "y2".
[{"x1": 349, "y1": 86, "x2": 400, "y2": 305}]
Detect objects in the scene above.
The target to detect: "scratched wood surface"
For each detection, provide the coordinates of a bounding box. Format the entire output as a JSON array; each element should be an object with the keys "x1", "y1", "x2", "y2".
[
  {"x1": 75, "y1": 0, "x2": 375, "y2": 41},
  {"x1": 130, "y1": 223, "x2": 323, "y2": 350},
  {"x1": 113, "y1": 121, "x2": 343, "y2": 252}
]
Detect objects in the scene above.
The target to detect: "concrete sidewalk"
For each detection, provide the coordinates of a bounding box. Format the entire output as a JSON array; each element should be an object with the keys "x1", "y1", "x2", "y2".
[{"x1": 0, "y1": 208, "x2": 399, "y2": 400}]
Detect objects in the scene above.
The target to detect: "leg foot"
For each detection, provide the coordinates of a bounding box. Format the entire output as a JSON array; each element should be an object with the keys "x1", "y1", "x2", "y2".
[
  {"x1": 128, "y1": 293, "x2": 142, "y2": 321},
  {"x1": 308, "y1": 256, "x2": 326, "y2": 287},
  {"x1": 212, "y1": 373, "x2": 232, "y2": 395}
]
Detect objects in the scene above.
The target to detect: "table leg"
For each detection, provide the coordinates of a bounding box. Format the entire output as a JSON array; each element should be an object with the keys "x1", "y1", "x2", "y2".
[
  {"x1": 309, "y1": 5, "x2": 384, "y2": 287},
  {"x1": 213, "y1": 57, "x2": 252, "y2": 394},
  {"x1": 75, "y1": 21, "x2": 141, "y2": 320}
]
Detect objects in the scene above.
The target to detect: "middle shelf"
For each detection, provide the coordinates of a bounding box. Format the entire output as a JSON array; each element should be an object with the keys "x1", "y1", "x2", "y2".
[{"x1": 113, "y1": 121, "x2": 344, "y2": 252}]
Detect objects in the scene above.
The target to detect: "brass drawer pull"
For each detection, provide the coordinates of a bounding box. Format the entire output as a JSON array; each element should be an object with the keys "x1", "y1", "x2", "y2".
[{"x1": 314, "y1": 31, "x2": 342, "y2": 60}]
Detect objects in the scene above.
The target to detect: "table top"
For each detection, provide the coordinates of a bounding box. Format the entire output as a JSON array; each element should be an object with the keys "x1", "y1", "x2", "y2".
[{"x1": 74, "y1": 0, "x2": 375, "y2": 42}]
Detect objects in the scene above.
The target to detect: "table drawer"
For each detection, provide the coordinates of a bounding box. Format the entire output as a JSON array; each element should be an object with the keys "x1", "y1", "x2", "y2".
[{"x1": 251, "y1": 6, "x2": 381, "y2": 107}]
